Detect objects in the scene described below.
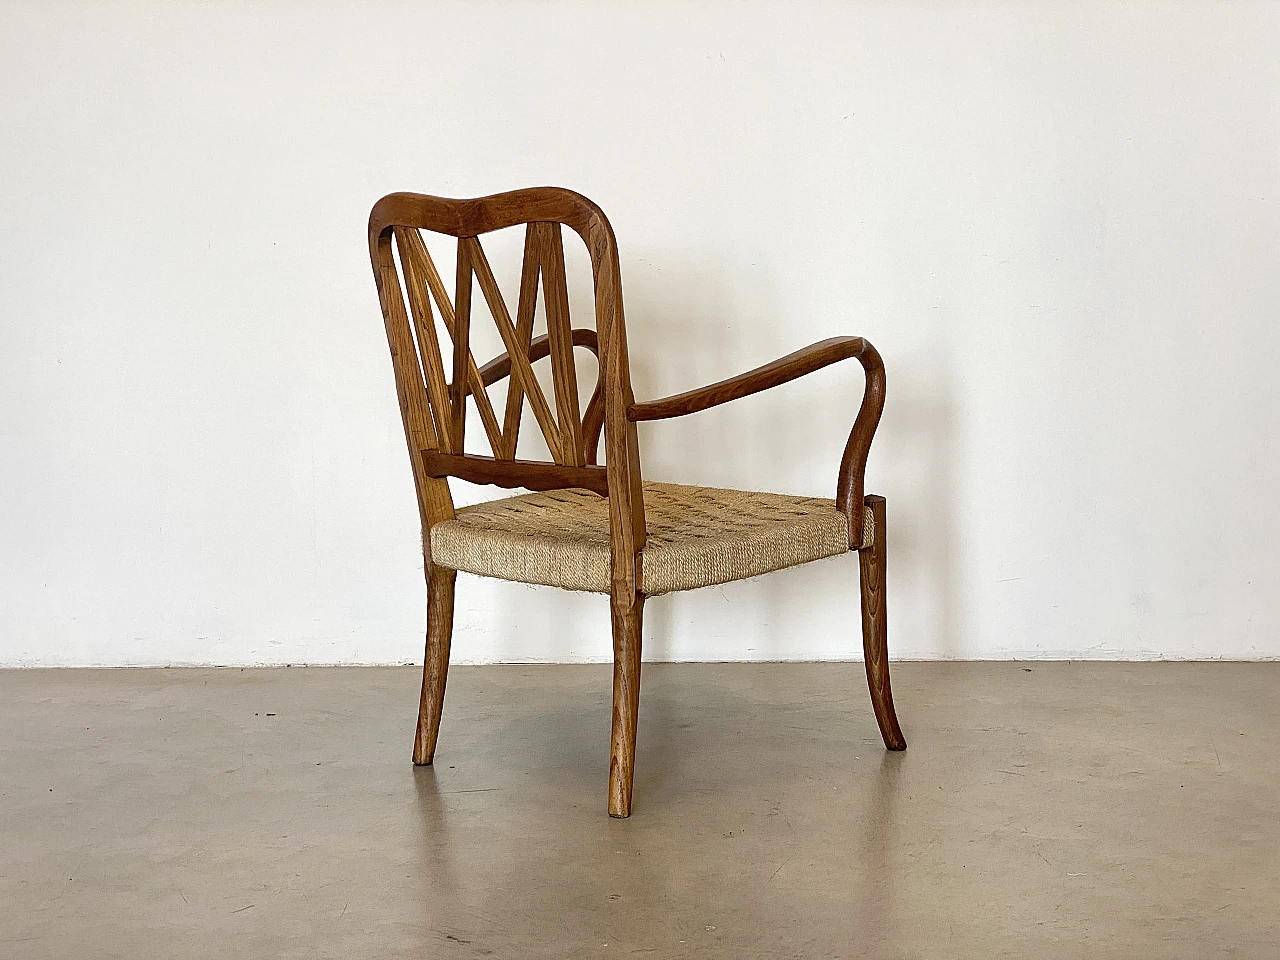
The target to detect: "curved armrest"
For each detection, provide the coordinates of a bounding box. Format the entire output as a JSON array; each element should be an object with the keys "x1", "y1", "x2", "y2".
[
  {"x1": 627, "y1": 336, "x2": 867, "y2": 421},
  {"x1": 627, "y1": 335, "x2": 886, "y2": 548}
]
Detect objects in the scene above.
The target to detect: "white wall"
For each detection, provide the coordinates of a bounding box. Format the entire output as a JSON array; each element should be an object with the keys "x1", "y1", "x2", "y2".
[{"x1": 2, "y1": 1, "x2": 1278, "y2": 666}]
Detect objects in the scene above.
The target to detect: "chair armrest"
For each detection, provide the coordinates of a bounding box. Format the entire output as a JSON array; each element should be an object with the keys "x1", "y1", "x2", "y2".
[
  {"x1": 627, "y1": 335, "x2": 886, "y2": 548},
  {"x1": 627, "y1": 336, "x2": 868, "y2": 421}
]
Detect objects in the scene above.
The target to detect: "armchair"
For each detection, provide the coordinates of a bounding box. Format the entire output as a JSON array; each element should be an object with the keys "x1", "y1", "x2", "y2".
[{"x1": 369, "y1": 187, "x2": 905, "y2": 818}]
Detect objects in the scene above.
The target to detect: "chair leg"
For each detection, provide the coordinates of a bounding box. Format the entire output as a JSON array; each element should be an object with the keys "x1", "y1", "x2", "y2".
[
  {"x1": 413, "y1": 565, "x2": 457, "y2": 765},
  {"x1": 608, "y1": 589, "x2": 645, "y2": 817},
  {"x1": 859, "y1": 495, "x2": 906, "y2": 750}
]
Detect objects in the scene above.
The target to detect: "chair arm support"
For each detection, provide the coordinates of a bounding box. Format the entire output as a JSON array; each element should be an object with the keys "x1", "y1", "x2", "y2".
[
  {"x1": 625, "y1": 335, "x2": 886, "y2": 548},
  {"x1": 836, "y1": 341, "x2": 885, "y2": 547}
]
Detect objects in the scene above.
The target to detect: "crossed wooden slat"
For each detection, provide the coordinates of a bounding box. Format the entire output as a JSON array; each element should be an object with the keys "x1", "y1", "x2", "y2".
[{"x1": 393, "y1": 223, "x2": 584, "y2": 467}]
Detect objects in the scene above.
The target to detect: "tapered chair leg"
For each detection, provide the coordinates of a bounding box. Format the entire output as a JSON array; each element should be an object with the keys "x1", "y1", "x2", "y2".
[
  {"x1": 413, "y1": 565, "x2": 457, "y2": 765},
  {"x1": 608, "y1": 589, "x2": 645, "y2": 817},
  {"x1": 859, "y1": 495, "x2": 906, "y2": 750}
]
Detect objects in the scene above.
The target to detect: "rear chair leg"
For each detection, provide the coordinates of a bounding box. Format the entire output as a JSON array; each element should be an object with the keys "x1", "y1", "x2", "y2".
[
  {"x1": 608, "y1": 589, "x2": 645, "y2": 817},
  {"x1": 413, "y1": 565, "x2": 457, "y2": 765},
  {"x1": 859, "y1": 495, "x2": 906, "y2": 750}
]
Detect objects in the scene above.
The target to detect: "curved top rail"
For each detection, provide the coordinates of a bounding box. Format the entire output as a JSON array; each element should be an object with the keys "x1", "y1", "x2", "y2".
[{"x1": 369, "y1": 187, "x2": 610, "y2": 243}]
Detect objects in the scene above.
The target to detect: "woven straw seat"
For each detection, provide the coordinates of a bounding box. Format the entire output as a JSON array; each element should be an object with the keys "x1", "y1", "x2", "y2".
[{"x1": 431, "y1": 482, "x2": 871, "y2": 595}]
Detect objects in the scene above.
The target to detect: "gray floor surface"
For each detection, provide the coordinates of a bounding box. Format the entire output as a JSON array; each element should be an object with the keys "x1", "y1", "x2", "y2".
[{"x1": 2, "y1": 662, "x2": 1277, "y2": 958}]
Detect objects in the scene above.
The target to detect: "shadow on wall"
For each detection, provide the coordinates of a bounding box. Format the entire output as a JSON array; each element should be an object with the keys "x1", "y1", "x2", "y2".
[
  {"x1": 478, "y1": 247, "x2": 963, "y2": 662},
  {"x1": 879, "y1": 356, "x2": 962, "y2": 660},
  {"x1": 627, "y1": 254, "x2": 964, "y2": 662}
]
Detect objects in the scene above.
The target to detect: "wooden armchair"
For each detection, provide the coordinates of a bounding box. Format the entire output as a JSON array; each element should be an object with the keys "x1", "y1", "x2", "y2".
[{"x1": 368, "y1": 187, "x2": 906, "y2": 818}]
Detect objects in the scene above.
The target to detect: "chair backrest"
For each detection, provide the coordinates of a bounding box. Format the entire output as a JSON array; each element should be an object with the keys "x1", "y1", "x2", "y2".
[{"x1": 368, "y1": 188, "x2": 647, "y2": 581}]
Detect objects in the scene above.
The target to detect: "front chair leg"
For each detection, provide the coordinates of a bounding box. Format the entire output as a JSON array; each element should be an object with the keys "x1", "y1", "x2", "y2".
[
  {"x1": 413, "y1": 565, "x2": 457, "y2": 765},
  {"x1": 608, "y1": 589, "x2": 645, "y2": 817},
  {"x1": 859, "y1": 495, "x2": 906, "y2": 750}
]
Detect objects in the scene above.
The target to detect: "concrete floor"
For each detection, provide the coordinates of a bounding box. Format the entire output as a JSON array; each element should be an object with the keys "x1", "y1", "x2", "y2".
[{"x1": 1, "y1": 663, "x2": 1277, "y2": 959}]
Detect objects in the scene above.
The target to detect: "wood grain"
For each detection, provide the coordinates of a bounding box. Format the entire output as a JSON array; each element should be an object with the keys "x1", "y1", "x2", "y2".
[
  {"x1": 583, "y1": 390, "x2": 605, "y2": 466},
  {"x1": 413, "y1": 565, "x2": 457, "y2": 765},
  {"x1": 539, "y1": 222, "x2": 585, "y2": 466},
  {"x1": 474, "y1": 325, "x2": 604, "y2": 467},
  {"x1": 393, "y1": 227, "x2": 453, "y2": 450},
  {"x1": 858, "y1": 495, "x2": 906, "y2": 750},
  {"x1": 627, "y1": 336, "x2": 868, "y2": 422},
  {"x1": 836, "y1": 343, "x2": 886, "y2": 549},
  {"x1": 369, "y1": 229, "x2": 455, "y2": 539},
  {"x1": 608, "y1": 589, "x2": 645, "y2": 818},
  {"x1": 400, "y1": 226, "x2": 504, "y2": 455},
  {"x1": 370, "y1": 188, "x2": 608, "y2": 244},
  {"x1": 466, "y1": 236, "x2": 566, "y2": 464},
  {"x1": 501, "y1": 223, "x2": 542, "y2": 459},
  {"x1": 422, "y1": 450, "x2": 609, "y2": 497},
  {"x1": 450, "y1": 237, "x2": 473, "y2": 455},
  {"x1": 588, "y1": 213, "x2": 645, "y2": 602},
  {"x1": 476, "y1": 328, "x2": 599, "y2": 385}
]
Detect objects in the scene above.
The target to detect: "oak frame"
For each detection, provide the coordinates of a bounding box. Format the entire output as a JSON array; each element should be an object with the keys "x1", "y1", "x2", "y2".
[{"x1": 369, "y1": 187, "x2": 904, "y2": 818}]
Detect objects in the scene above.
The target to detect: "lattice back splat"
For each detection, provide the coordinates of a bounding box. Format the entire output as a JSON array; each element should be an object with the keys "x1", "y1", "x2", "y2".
[
  {"x1": 368, "y1": 188, "x2": 646, "y2": 543},
  {"x1": 392, "y1": 222, "x2": 591, "y2": 465}
]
